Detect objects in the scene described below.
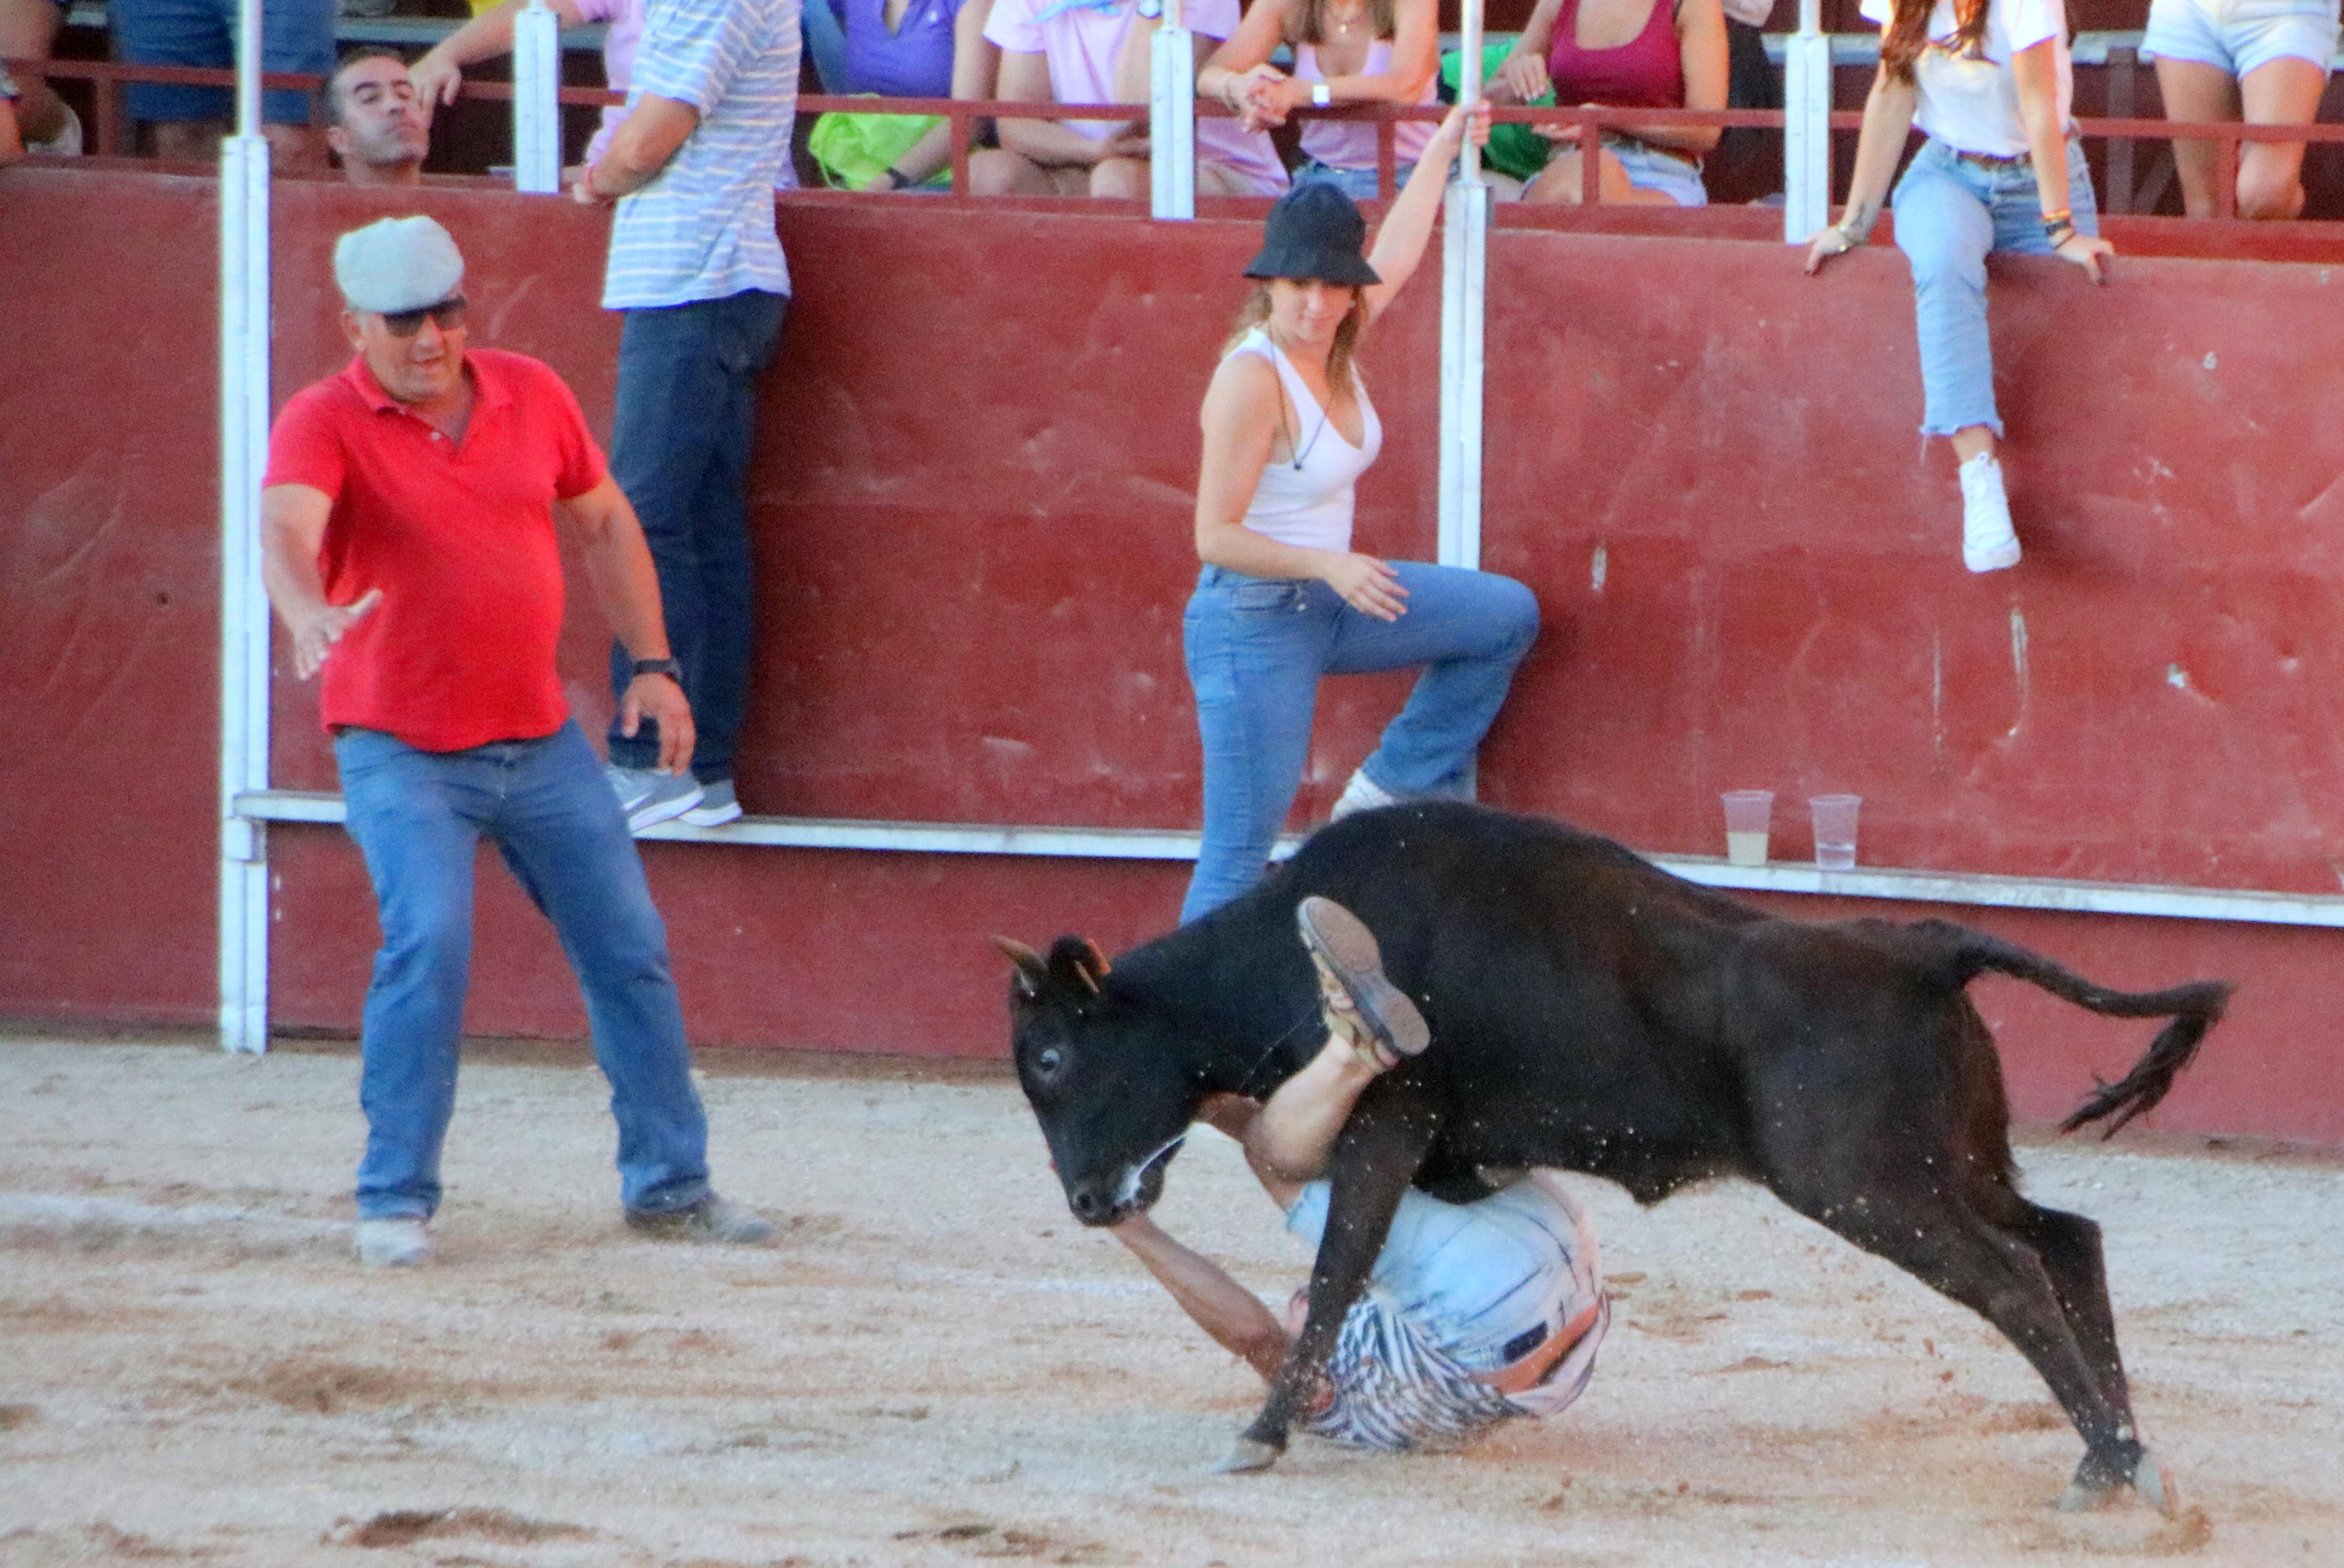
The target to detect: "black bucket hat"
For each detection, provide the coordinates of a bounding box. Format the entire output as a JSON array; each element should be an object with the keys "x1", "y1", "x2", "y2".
[{"x1": 1244, "y1": 181, "x2": 1382, "y2": 288}]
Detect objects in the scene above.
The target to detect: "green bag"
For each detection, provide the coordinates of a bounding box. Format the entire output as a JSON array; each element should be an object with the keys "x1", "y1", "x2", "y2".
[
  {"x1": 1438, "y1": 44, "x2": 1554, "y2": 184},
  {"x1": 808, "y1": 98, "x2": 944, "y2": 190}
]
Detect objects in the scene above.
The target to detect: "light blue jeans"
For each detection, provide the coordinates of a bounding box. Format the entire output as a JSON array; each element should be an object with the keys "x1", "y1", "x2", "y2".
[
  {"x1": 1179, "y1": 562, "x2": 1539, "y2": 923},
  {"x1": 335, "y1": 721, "x2": 711, "y2": 1223},
  {"x1": 1892, "y1": 136, "x2": 2101, "y2": 438},
  {"x1": 1293, "y1": 158, "x2": 1419, "y2": 202}
]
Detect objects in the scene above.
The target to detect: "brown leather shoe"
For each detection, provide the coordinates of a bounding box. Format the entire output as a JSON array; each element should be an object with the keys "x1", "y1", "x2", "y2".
[{"x1": 1296, "y1": 896, "x2": 1429, "y2": 1066}]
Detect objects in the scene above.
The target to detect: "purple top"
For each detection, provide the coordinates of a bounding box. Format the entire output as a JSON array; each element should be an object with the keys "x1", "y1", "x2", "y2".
[{"x1": 830, "y1": 0, "x2": 966, "y2": 98}]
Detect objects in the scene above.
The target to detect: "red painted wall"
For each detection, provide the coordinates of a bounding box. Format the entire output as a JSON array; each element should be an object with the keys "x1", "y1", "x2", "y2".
[{"x1": 3, "y1": 166, "x2": 2342, "y2": 1143}]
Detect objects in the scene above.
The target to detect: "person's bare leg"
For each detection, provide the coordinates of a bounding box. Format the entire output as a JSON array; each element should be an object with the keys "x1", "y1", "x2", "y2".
[
  {"x1": 0, "y1": 0, "x2": 68, "y2": 145},
  {"x1": 2234, "y1": 55, "x2": 2325, "y2": 219},
  {"x1": 2154, "y1": 56, "x2": 2241, "y2": 219},
  {"x1": 1951, "y1": 425, "x2": 1996, "y2": 464},
  {"x1": 1248, "y1": 1036, "x2": 1387, "y2": 1182},
  {"x1": 971, "y1": 147, "x2": 1087, "y2": 195},
  {"x1": 1522, "y1": 147, "x2": 1680, "y2": 206},
  {"x1": 1090, "y1": 154, "x2": 1144, "y2": 198}
]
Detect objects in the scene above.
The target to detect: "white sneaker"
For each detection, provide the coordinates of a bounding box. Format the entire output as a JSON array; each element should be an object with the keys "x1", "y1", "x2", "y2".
[
  {"x1": 605, "y1": 764, "x2": 704, "y2": 833},
  {"x1": 354, "y1": 1217, "x2": 431, "y2": 1268},
  {"x1": 1958, "y1": 452, "x2": 2021, "y2": 573},
  {"x1": 1329, "y1": 768, "x2": 1399, "y2": 821}
]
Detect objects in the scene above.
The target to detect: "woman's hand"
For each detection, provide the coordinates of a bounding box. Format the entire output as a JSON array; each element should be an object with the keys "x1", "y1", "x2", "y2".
[
  {"x1": 1321, "y1": 553, "x2": 1409, "y2": 620},
  {"x1": 1227, "y1": 64, "x2": 1291, "y2": 129},
  {"x1": 2054, "y1": 230, "x2": 2113, "y2": 282},
  {"x1": 409, "y1": 52, "x2": 464, "y2": 119},
  {"x1": 1493, "y1": 49, "x2": 1550, "y2": 105},
  {"x1": 1803, "y1": 221, "x2": 1861, "y2": 275},
  {"x1": 1423, "y1": 97, "x2": 1491, "y2": 163}
]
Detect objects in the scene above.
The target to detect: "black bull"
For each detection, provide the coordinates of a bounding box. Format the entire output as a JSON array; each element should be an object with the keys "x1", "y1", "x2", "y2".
[{"x1": 999, "y1": 802, "x2": 2228, "y2": 1511}]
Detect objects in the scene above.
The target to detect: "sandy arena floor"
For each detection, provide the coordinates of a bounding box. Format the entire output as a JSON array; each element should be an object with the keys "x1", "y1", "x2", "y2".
[{"x1": 1, "y1": 1032, "x2": 2339, "y2": 1568}]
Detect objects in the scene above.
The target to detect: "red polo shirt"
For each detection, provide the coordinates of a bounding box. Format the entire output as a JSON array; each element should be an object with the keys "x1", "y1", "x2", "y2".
[{"x1": 263, "y1": 349, "x2": 607, "y2": 752}]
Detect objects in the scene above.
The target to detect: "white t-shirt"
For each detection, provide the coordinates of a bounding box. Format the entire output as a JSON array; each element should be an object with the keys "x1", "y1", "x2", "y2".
[
  {"x1": 1858, "y1": 0, "x2": 2073, "y2": 158},
  {"x1": 983, "y1": 0, "x2": 1285, "y2": 187}
]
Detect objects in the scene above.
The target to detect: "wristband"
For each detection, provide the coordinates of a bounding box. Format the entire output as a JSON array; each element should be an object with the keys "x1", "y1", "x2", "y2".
[
  {"x1": 884, "y1": 166, "x2": 911, "y2": 190},
  {"x1": 630, "y1": 657, "x2": 684, "y2": 683},
  {"x1": 1311, "y1": 83, "x2": 1332, "y2": 108}
]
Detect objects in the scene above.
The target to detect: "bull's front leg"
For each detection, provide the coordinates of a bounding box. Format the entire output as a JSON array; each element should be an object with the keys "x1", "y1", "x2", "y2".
[{"x1": 1216, "y1": 1084, "x2": 1439, "y2": 1473}]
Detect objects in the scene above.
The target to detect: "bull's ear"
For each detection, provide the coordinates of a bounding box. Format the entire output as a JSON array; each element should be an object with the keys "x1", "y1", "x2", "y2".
[
  {"x1": 991, "y1": 936, "x2": 1049, "y2": 998},
  {"x1": 1046, "y1": 934, "x2": 1111, "y2": 996}
]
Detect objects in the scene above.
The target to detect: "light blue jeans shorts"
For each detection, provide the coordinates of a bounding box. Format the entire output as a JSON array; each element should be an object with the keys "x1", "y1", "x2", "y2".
[
  {"x1": 1609, "y1": 135, "x2": 1709, "y2": 206},
  {"x1": 2142, "y1": 0, "x2": 2341, "y2": 76}
]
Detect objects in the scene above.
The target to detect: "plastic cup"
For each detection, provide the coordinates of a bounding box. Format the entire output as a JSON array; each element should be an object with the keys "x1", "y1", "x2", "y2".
[
  {"x1": 1811, "y1": 794, "x2": 1861, "y2": 871},
  {"x1": 1720, "y1": 790, "x2": 1773, "y2": 867}
]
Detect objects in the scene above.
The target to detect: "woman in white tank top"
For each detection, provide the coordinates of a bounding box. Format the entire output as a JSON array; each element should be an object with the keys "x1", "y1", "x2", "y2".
[
  {"x1": 1198, "y1": 0, "x2": 1443, "y2": 203},
  {"x1": 1180, "y1": 102, "x2": 1543, "y2": 923}
]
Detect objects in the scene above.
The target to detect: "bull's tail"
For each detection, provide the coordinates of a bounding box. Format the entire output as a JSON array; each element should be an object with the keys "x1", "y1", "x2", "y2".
[{"x1": 1920, "y1": 921, "x2": 2233, "y2": 1139}]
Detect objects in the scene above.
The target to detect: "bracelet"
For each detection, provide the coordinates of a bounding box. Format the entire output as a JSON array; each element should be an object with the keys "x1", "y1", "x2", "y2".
[
  {"x1": 2045, "y1": 221, "x2": 2078, "y2": 248},
  {"x1": 2040, "y1": 207, "x2": 2073, "y2": 231}
]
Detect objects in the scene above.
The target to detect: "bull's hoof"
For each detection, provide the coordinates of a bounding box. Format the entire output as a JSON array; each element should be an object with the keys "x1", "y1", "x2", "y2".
[
  {"x1": 1209, "y1": 1436, "x2": 1282, "y2": 1475},
  {"x1": 2055, "y1": 1448, "x2": 2175, "y2": 1518}
]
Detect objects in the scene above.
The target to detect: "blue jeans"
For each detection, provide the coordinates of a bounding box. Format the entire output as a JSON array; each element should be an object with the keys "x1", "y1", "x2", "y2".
[
  {"x1": 1179, "y1": 562, "x2": 1540, "y2": 923},
  {"x1": 112, "y1": 0, "x2": 333, "y2": 125},
  {"x1": 1293, "y1": 159, "x2": 1418, "y2": 202},
  {"x1": 335, "y1": 721, "x2": 711, "y2": 1222},
  {"x1": 1892, "y1": 136, "x2": 2100, "y2": 438},
  {"x1": 606, "y1": 289, "x2": 790, "y2": 783}
]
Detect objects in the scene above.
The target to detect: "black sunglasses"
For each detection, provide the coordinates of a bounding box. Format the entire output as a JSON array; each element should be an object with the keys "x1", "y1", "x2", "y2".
[{"x1": 380, "y1": 296, "x2": 468, "y2": 337}]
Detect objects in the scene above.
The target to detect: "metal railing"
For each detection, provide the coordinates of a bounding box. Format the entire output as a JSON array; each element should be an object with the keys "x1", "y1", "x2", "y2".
[{"x1": 13, "y1": 54, "x2": 2344, "y2": 223}]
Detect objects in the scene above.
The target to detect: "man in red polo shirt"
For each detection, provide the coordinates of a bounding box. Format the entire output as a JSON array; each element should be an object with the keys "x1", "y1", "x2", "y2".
[{"x1": 260, "y1": 214, "x2": 772, "y2": 1268}]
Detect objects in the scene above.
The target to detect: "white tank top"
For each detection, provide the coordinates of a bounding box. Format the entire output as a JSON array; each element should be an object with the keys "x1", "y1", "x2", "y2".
[{"x1": 1231, "y1": 327, "x2": 1383, "y2": 555}]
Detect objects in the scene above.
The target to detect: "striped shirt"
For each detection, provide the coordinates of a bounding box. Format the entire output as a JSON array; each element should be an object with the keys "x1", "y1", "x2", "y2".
[{"x1": 601, "y1": 0, "x2": 801, "y2": 310}]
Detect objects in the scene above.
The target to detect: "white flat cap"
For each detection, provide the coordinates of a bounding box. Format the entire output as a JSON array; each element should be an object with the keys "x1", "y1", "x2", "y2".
[{"x1": 333, "y1": 216, "x2": 465, "y2": 314}]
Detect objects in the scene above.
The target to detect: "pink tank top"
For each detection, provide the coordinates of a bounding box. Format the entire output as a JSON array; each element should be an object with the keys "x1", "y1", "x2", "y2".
[
  {"x1": 1546, "y1": 0, "x2": 1684, "y2": 112},
  {"x1": 1295, "y1": 41, "x2": 1438, "y2": 173}
]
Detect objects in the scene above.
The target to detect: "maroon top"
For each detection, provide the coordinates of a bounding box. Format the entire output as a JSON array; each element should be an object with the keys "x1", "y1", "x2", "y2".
[{"x1": 1547, "y1": 0, "x2": 1685, "y2": 111}]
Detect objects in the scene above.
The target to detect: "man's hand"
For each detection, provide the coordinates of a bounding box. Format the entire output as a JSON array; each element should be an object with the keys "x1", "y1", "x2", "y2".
[
  {"x1": 571, "y1": 162, "x2": 613, "y2": 205},
  {"x1": 617, "y1": 672, "x2": 696, "y2": 774},
  {"x1": 1097, "y1": 128, "x2": 1150, "y2": 163},
  {"x1": 289, "y1": 588, "x2": 383, "y2": 679}
]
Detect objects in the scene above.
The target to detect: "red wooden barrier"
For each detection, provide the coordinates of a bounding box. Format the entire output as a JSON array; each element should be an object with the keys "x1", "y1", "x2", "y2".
[{"x1": 3, "y1": 166, "x2": 2342, "y2": 1143}]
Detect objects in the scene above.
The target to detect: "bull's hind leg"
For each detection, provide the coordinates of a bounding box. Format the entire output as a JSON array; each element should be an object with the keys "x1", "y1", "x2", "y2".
[{"x1": 1779, "y1": 1182, "x2": 2152, "y2": 1508}]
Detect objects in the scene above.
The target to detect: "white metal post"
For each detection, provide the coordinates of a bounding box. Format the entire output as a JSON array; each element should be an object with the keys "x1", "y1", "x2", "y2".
[
  {"x1": 1149, "y1": 0, "x2": 1194, "y2": 219},
  {"x1": 1437, "y1": 0, "x2": 1487, "y2": 571},
  {"x1": 219, "y1": 0, "x2": 273, "y2": 1052},
  {"x1": 1782, "y1": 0, "x2": 1830, "y2": 242},
  {"x1": 514, "y1": 0, "x2": 563, "y2": 194}
]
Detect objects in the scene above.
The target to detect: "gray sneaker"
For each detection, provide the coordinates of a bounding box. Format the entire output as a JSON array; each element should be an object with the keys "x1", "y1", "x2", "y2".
[
  {"x1": 605, "y1": 765, "x2": 704, "y2": 833},
  {"x1": 623, "y1": 1194, "x2": 777, "y2": 1245},
  {"x1": 354, "y1": 1217, "x2": 431, "y2": 1268},
  {"x1": 679, "y1": 778, "x2": 742, "y2": 827}
]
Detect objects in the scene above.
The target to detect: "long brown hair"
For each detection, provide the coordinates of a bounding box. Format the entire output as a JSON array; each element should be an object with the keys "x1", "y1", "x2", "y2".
[
  {"x1": 1224, "y1": 281, "x2": 1367, "y2": 396},
  {"x1": 1289, "y1": 0, "x2": 1398, "y2": 46},
  {"x1": 1880, "y1": 0, "x2": 1990, "y2": 82}
]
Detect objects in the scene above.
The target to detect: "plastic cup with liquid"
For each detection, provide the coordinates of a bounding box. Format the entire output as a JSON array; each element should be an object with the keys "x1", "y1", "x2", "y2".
[
  {"x1": 1810, "y1": 794, "x2": 1862, "y2": 871},
  {"x1": 1720, "y1": 790, "x2": 1773, "y2": 867}
]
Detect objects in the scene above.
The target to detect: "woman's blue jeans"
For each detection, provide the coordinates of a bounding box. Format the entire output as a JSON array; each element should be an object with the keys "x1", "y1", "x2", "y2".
[
  {"x1": 1892, "y1": 136, "x2": 2100, "y2": 438},
  {"x1": 605, "y1": 288, "x2": 789, "y2": 784},
  {"x1": 336, "y1": 721, "x2": 712, "y2": 1222},
  {"x1": 1179, "y1": 562, "x2": 1540, "y2": 923}
]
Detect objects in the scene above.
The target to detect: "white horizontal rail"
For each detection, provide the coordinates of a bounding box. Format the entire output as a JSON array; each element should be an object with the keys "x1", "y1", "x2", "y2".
[{"x1": 235, "y1": 790, "x2": 2344, "y2": 929}]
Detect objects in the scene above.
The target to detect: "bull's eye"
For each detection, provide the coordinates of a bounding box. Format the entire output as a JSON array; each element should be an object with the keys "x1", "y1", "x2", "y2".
[{"x1": 1036, "y1": 1047, "x2": 1064, "y2": 1077}]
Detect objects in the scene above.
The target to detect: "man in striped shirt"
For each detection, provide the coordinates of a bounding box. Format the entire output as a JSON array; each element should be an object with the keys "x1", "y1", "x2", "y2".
[
  {"x1": 574, "y1": 0, "x2": 802, "y2": 832},
  {"x1": 1106, "y1": 898, "x2": 1609, "y2": 1453}
]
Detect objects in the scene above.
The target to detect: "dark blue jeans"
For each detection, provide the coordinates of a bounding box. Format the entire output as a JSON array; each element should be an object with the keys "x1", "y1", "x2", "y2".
[
  {"x1": 336, "y1": 721, "x2": 712, "y2": 1221},
  {"x1": 606, "y1": 288, "x2": 790, "y2": 782}
]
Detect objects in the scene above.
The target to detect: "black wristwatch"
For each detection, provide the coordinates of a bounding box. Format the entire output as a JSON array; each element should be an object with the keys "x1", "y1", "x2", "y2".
[
  {"x1": 884, "y1": 166, "x2": 912, "y2": 189},
  {"x1": 630, "y1": 656, "x2": 684, "y2": 683}
]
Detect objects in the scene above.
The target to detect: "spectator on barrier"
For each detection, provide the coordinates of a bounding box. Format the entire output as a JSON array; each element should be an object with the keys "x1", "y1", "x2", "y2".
[
  {"x1": 325, "y1": 49, "x2": 430, "y2": 185},
  {"x1": 0, "y1": 0, "x2": 82, "y2": 155},
  {"x1": 259, "y1": 216, "x2": 777, "y2": 1268},
  {"x1": 573, "y1": 0, "x2": 800, "y2": 830},
  {"x1": 1804, "y1": 0, "x2": 2112, "y2": 574},
  {"x1": 1488, "y1": 0, "x2": 1728, "y2": 206},
  {"x1": 804, "y1": 0, "x2": 1000, "y2": 190},
  {"x1": 2145, "y1": 0, "x2": 2339, "y2": 219},
  {"x1": 971, "y1": 0, "x2": 1286, "y2": 198},
  {"x1": 1179, "y1": 103, "x2": 1540, "y2": 923},
  {"x1": 111, "y1": 0, "x2": 332, "y2": 169},
  {"x1": 1195, "y1": 0, "x2": 1441, "y2": 203}
]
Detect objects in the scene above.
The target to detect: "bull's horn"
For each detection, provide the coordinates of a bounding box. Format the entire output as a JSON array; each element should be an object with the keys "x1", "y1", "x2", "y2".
[{"x1": 990, "y1": 936, "x2": 1048, "y2": 997}]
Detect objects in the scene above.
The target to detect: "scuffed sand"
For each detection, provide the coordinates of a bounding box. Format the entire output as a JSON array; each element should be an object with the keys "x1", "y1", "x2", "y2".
[{"x1": 2, "y1": 1032, "x2": 2339, "y2": 1567}]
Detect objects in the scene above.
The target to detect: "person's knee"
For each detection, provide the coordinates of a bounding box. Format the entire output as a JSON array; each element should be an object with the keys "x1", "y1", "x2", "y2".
[
  {"x1": 1090, "y1": 157, "x2": 1144, "y2": 199},
  {"x1": 378, "y1": 898, "x2": 471, "y2": 981},
  {"x1": 1491, "y1": 577, "x2": 1540, "y2": 649},
  {"x1": 968, "y1": 148, "x2": 1026, "y2": 197},
  {"x1": 2236, "y1": 156, "x2": 2305, "y2": 220}
]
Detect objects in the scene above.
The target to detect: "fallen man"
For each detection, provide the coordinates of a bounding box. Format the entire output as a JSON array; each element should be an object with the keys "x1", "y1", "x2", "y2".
[{"x1": 1094, "y1": 898, "x2": 1608, "y2": 1454}]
